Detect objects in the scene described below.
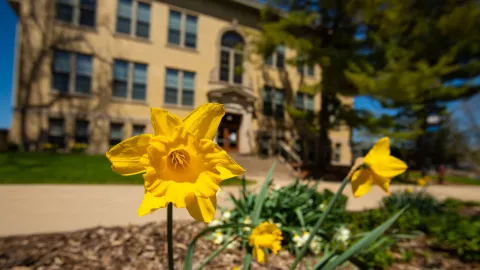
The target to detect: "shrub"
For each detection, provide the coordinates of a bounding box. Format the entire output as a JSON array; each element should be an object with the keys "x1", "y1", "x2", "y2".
[
  {"x1": 7, "y1": 143, "x2": 19, "y2": 152},
  {"x1": 220, "y1": 180, "x2": 351, "y2": 254},
  {"x1": 71, "y1": 143, "x2": 88, "y2": 154},
  {"x1": 41, "y1": 143, "x2": 58, "y2": 153}
]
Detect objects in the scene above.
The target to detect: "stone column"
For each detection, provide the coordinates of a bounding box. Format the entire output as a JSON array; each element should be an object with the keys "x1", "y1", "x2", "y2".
[{"x1": 238, "y1": 106, "x2": 253, "y2": 154}]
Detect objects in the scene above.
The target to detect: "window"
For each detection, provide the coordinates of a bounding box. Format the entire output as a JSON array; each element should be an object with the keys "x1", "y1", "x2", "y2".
[
  {"x1": 297, "y1": 63, "x2": 304, "y2": 75},
  {"x1": 113, "y1": 60, "x2": 148, "y2": 100},
  {"x1": 116, "y1": 0, "x2": 151, "y2": 38},
  {"x1": 263, "y1": 86, "x2": 284, "y2": 119},
  {"x1": 164, "y1": 68, "x2": 196, "y2": 106},
  {"x1": 298, "y1": 64, "x2": 315, "y2": 76},
  {"x1": 75, "y1": 120, "x2": 89, "y2": 143},
  {"x1": 274, "y1": 90, "x2": 284, "y2": 119},
  {"x1": 168, "y1": 10, "x2": 198, "y2": 49},
  {"x1": 333, "y1": 143, "x2": 341, "y2": 162},
  {"x1": 132, "y1": 124, "x2": 145, "y2": 136},
  {"x1": 307, "y1": 65, "x2": 315, "y2": 76},
  {"x1": 296, "y1": 92, "x2": 305, "y2": 110},
  {"x1": 56, "y1": 0, "x2": 96, "y2": 27},
  {"x1": 262, "y1": 86, "x2": 273, "y2": 116},
  {"x1": 305, "y1": 94, "x2": 314, "y2": 112},
  {"x1": 132, "y1": 63, "x2": 147, "y2": 100},
  {"x1": 295, "y1": 92, "x2": 315, "y2": 113},
  {"x1": 52, "y1": 50, "x2": 92, "y2": 94},
  {"x1": 265, "y1": 46, "x2": 285, "y2": 69},
  {"x1": 48, "y1": 118, "x2": 65, "y2": 148},
  {"x1": 220, "y1": 31, "x2": 244, "y2": 84},
  {"x1": 110, "y1": 123, "x2": 124, "y2": 146}
]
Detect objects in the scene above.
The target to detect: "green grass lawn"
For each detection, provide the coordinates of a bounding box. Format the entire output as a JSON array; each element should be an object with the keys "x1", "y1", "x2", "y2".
[
  {"x1": 0, "y1": 152, "x2": 255, "y2": 186},
  {"x1": 396, "y1": 170, "x2": 480, "y2": 186}
]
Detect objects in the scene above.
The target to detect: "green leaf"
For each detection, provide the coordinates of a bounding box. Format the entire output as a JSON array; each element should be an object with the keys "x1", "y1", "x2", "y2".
[
  {"x1": 244, "y1": 161, "x2": 276, "y2": 270},
  {"x1": 198, "y1": 237, "x2": 238, "y2": 270},
  {"x1": 184, "y1": 224, "x2": 253, "y2": 270},
  {"x1": 251, "y1": 161, "x2": 276, "y2": 223},
  {"x1": 295, "y1": 208, "x2": 306, "y2": 228},
  {"x1": 320, "y1": 206, "x2": 408, "y2": 270},
  {"x1": 229, "y1": 193, "x2": 246, "y2": 216}
]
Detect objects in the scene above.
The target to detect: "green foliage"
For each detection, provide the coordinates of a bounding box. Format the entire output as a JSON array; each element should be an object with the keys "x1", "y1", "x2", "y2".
[
  {"x1": 424, "y1": 212, "x2": 480, "y2": 262},
  {"x1": 382, "y1": 190, "x2": 442, "y2": 216},
  {"x1": 224, "y1": 179, "x2": 349, "y2": 253},
  {"x1": 354, "y1": 190, "x2": 480, "y2": 262},
  {"x1": 351, "y1": 249, "x2": 394, "y2": 270}
]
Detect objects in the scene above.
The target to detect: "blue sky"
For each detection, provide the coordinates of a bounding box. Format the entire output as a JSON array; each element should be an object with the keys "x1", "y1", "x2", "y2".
[{"x1": 0, "y1": 1, "x2": 17, "y2": 129}]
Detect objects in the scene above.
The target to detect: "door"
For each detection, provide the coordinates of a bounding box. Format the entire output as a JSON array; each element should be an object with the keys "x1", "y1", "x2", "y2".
[{"x1": 216, "y1": 113, "x2": 242, "y2": 152}]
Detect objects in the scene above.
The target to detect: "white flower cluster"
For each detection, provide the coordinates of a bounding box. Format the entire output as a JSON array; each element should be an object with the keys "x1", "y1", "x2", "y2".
[
  {"x1": 292, "y1": 231, "x2": 310, "y2": 248},
  {"x1": 292, "y1": 231, "x2": 324, "y2": 255},
  {"x1": 333, "y1": 225, "x2": 351, "y2": 245}
]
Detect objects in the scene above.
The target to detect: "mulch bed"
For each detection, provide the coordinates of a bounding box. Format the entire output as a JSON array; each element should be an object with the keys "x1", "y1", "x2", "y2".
[{"x1": 0, "y1": 222, "x2": 478, "y2": 270}]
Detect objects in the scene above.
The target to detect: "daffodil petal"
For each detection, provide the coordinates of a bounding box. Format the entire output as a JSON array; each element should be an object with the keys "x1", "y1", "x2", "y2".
[
  {"x1": 371, "y1": 156, "x2": 408, "y2": 178},
  {"x1": 150, "y1": 108, "x2": 182, "y2": 136},
  {"x1": 373, "y1": 173, "x2": 391, "y2": 194},
  {"x1": 182, "y1": 103, "x2": 225, "y2": 140},
  {"x1": 201, "y1": 141, "x2": 245, "y2": 179},
  {"x1": 364, "y1": 137, "x2": 390, "y2": 164},
  {"x1": 106, "y1": 134, "x2": 151, "y2": 176},
  {"x1": 195, "y1": 172, "x2": 220, "y2": 197},
  {"x1": 351, "y1": 169, "x2": 374, "y2": 198},
  {"x1": 185, "y1": 194, "x2": 217, "y2": 222},
  {"x1": 214, "y1": 153, "x2": 246, "y2": 180},
  {"x1": 253, "y1": 246, "x2": 266, "y2": 263},
  {"x1": 138, "y1": 192, "x2": 166, "y2": 217},
  {"x1": 164, "y1": 183, "x2": 194, "y2": 208}
]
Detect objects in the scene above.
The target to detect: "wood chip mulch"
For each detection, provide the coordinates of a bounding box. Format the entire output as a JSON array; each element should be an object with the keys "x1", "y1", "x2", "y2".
[
  {"x1": 0, "y1": 222, "x2": 478, "y2": 270},
  {"x1": 0, "y1": 222, "x2": 298, "y2": 270}
]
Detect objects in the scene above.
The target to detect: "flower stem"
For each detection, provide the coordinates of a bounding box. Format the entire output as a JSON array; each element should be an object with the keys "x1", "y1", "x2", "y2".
[
  {"x1": 290, "y1": 177, "x2": 350, "y2": 270},
  {"x1": 167, "y1": 203, "x2": 174, "y2": 270}
]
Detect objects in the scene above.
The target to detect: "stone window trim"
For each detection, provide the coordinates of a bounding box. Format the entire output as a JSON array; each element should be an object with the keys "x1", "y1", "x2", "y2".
[
  {"x1": 333, "y1": 142, "x2": 342, "y2": 162},
  {"x1": 295, "y1": 92, "x2": 315, "y2": 112},
  {"x1": 109, "y1": 122, "x2": 124, "y2": 146},
  {"x1": 112, "y1": 59, "x2": 148, "y2": 102},
  {"x1": 55, "y1": 0, "x2": 96, "y2": 28},
  {"x1": 115, "y1": 0, "x2": 151, "y2": 39},
  {"x1": 265, "y1": 46, "x2": 285, "y2": 69},
  {"x1": 51, "y1": 50, "x2": 93, "y2": 96},
  {"x1": 167, "y1": 8, "x2": 199, "y2": 49},
  {"x1": 297, "y1": 64, "x2": 315, "y2": 77},
  {"x1": 163, "y1": 68, "x2": 196, "y2": 108},
  {"x1": 74, "y1": 119, "x2": 90, "y2": 143},
  {"x1": 262, "y1": 86, "x2": 285, "y2": 120}
]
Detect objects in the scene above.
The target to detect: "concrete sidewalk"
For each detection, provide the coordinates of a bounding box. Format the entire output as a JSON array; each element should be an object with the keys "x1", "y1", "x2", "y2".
[{"x1": 1, "y1": 181, "x2": 479, "y2": 237}]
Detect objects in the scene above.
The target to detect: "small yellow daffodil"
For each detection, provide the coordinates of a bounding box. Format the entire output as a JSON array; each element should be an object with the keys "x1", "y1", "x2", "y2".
[
  {"x1": 406, "y1": 187, "x2": 413, "y2": 193},
  {"x1": 232, "y1": 266, "x2": 240, "y2": 270},
  {"x1": 351, "y1": 137, "x2": 407, "y2": 197},
  {"x1": 106, "y1": 103, "x2": 245, "y2": 222},
  {"x1": 249, "y1": 222, "x2": 283, "y2": 263},
  {"x1": 213, "y1": 231, "x2": 224, "y2": 245},
  {"x1": 417, "y1": 176, "x2": 430, "y2": 187}
]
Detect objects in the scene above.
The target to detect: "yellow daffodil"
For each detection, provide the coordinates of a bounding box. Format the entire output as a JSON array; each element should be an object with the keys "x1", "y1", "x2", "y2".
[
  {"x1": 351, "y1": 137, "x2": 407, "y2": 197},
  {"x1": 406, "y1": 187, "x2": 413, "y2": 193},
  {"x1": 249, "y1": 222, "x2": 283, "y2": 263},
  {"x1": 232, "y1": 266, "x2": 240, "y2": 270},
  {"x1": 106, "y1": 103, "x2": 245, "y2": 222},
  {"x1": 417, "y1": 176, "x2": 430, "y2": 187}
]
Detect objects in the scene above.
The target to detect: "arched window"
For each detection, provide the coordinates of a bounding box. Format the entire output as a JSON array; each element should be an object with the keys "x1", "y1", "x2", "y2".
[{"x1": 220, "y1": 31, "x2": 244, "y2": 84}]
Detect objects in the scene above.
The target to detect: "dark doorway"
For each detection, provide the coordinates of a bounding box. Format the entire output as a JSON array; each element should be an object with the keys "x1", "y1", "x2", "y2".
[{"x1": 217, "y1": 113, "x2": 242, "y2": 152}]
